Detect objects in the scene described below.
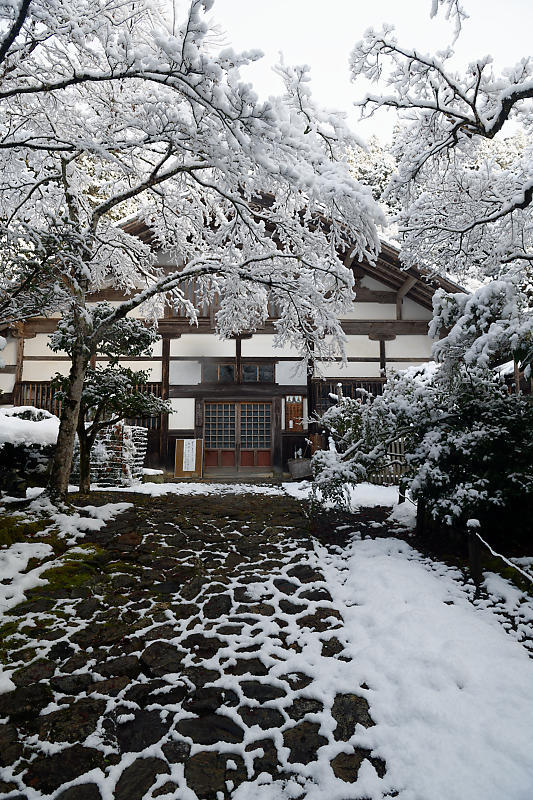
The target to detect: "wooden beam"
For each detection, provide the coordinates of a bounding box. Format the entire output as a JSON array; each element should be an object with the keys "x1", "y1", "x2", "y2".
[
  {"x1": 396, "y1": 275, "x2": 418, "y2": 320},
  {"x1": 169, "y1": 384, "x2": 308, "y2": 399},
  {"x1": 341, "y1": 320, "x2": 428, "y2": 336},
  {"x1": 354, "y1": 287, "x2": 397, "y2": 304}
]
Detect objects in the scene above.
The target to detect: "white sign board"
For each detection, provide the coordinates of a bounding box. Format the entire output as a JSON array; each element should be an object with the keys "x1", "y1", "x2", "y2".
[{"x1": 182, "y1": 438, "x2": 197, "y2": 472}]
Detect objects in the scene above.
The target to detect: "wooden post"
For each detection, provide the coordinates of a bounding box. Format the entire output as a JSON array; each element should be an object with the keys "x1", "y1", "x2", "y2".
[
  {"x1": 468, "y1": 532, "x2": 483, "y2": 591},
  {"x1": 379, "y1": 339, "x2": 386, "y2": 376},
  {"x1": 159, "y1": 336, "x2": 170, "y2": 465},
  {"x1": 306, "y1": 341, "x2": 315, "y2": 429},
  {"x1": 272, "y1": 397, "x2": 283, "y2": 475},
  {"x1": 13, "y1": 325, "x2": 25, "y2": 406}
]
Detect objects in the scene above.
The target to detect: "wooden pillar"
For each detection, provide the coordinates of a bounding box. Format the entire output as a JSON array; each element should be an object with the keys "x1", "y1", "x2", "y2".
[
  {"x1": 306, "y1": 341, "x2": 315, "y2": 427},
  {"x1": 379, "y1": 340, "x2": 386, "y2": 376},
  {"x1": 235, "y1": 336, "x2": 242, "y2": 383},
  {"x1": 272, "y1": 396, "x2": 283, "y2": 475},
  {"x1": 159, "y1": 336, "x2": 170, "y2": 465},
  {"x1": 13, "y1": 324, "x2": 25, "y2": 405}
]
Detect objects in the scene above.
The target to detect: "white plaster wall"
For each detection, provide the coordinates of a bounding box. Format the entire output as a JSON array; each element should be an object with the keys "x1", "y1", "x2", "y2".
[
  {"x1": 119, "y1": 361, "x2": 162, "y2": 381},
  {"x1": 170, "y1": 334, "x2": 235, "y2": 358},
  {"x1": 168, "y1": 397, "x2": 195, "y2": 429},
  {"x1": 314, "y1": 361, "x2": 382, "y2": 378},
  {"x1": 1, "y1": 338, "x2": 17, "y2": 365},
  {"x1": 23, "y1": 334, "x2": 56, "y2": 357},
  {"x1": 360, "y1": 275, "x2": 390, "y2": 291},
  {"x1": 22, "y1": 362, "x2": 68, "y2": 381},
  {"x1": 169, "y1": 360, "x2": 201, "y2": 385},
  {"x1": 0, "y1": 374, "x2": 15, "y2": 393},
  {"x1": 276, "y1": 361, "x2": 306, "y2": 386},
  {"x1": 401, "y1": 297, "x2": 433, "y2": 320},
  {"x1": 339, "y1": 302, "x2": 397, "y2": 320},
  {"x1": 344, "y1": 336, "x2": 380, "y2": 358},
  {"x1": 241, "y1": 335, "x2": 300, "y2": 358},
  {"x1": 386, "y1": 335, "x2": 433, "y2": 359}
]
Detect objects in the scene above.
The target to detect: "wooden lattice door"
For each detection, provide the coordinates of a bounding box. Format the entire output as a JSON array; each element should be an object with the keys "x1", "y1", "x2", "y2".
[
  {"x1": 203, "y1": 401, "x2": 272, "y2": 469},
  {"x1": 204, "y1": 402, "x2": 236, "y2": 467},
  {"x1": 240, "y1": 402, "x2": 272, "y2": 467}
]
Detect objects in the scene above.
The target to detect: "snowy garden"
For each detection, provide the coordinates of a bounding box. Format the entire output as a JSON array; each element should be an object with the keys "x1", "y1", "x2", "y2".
[{"x1": 1, "y1": 0, "x2": 533, "y2": 798}]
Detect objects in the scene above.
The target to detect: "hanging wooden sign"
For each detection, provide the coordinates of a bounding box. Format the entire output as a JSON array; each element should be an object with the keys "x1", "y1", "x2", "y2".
[{"x1": 174, "y1": 438, "x2": 204, "y2": 479}]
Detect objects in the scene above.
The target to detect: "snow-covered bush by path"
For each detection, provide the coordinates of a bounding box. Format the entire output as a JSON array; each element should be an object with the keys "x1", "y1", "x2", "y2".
[
  {"x1": 313, "y1": 280, "x2": 533, "y2": 538},
  {"x1": 0, "y1": 407, "x2": 59, "y2": 449},
  {"x1": 0, "y1": 407, "x2": 60, "y2": 496}
]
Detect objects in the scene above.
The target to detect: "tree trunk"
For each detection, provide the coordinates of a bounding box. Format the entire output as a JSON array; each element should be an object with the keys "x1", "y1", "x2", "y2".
[{"x1": 48, "y1": 346, "x2": 88, "y2": 502}]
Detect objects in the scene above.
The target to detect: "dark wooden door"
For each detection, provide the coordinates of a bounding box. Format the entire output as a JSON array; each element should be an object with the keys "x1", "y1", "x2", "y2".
[
  {"x1": 204, "y1": 402, "x2": 236, "y2": 467},
  {"x1": 240, "y1": 402, "x2": 272, "y2": 467},
  {"x1": 204, "y1": 401, "x2": 272, "y2": 469}
]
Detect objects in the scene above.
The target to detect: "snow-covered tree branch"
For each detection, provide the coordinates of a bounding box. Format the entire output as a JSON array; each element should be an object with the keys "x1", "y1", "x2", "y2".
[
  {"x1": 1, "y1": 0, "x2": 381, "y2": 500},
  {"x1": 350, "y1": 14, "x2": 533, "y2": 279}
]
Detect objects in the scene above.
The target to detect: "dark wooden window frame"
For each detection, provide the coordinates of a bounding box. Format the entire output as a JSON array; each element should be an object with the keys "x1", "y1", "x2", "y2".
[{"x1": 201, "y1": 359, "x2": 276, "y2": 385}]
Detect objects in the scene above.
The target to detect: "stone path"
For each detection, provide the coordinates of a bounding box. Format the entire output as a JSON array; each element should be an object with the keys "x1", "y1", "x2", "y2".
[{"x1": 0, "y1": 492, "x2": 391, "y2": 799}]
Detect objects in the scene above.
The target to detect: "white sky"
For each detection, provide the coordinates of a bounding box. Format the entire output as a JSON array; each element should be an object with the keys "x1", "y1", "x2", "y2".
[{"x1": 208, "y1": 0, "x2": 533, "y2": 143}]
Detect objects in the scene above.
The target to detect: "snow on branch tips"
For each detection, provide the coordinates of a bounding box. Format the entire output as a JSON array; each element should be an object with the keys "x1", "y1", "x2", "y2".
[
  {"x1": 350, "y1": 5, "x2": 533, "y2": 282},
  {"x1": 0, "y1": 0, "x2": 381, "y2": 499}
]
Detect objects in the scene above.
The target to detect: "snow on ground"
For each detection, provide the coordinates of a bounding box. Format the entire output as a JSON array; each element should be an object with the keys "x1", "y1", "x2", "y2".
[
  {"x1": 0, "y1": 541, "x2": 53, "y2": 617},
  {"x1": 284, "y1": 480, "x2": 399, "y2": 508},
  {"x1": 87, "y1": 481, "x2": 290, "y2": 497},
  {"x1": 314, "y1": 535, "x2": 533, "y2": 800}
]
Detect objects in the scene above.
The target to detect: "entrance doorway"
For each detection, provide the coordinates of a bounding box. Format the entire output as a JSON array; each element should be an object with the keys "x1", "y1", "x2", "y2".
[{"x1": 204, "y1": 401, "x2": 272, "y2": 471}]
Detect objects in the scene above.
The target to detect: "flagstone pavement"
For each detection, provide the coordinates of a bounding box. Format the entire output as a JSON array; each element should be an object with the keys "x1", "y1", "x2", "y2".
[{"x1": 0, "y1": 492, "x2": 393, "y2": 799}]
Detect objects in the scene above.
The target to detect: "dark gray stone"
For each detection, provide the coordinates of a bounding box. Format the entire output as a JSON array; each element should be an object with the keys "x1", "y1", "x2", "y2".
[
  {"x1": 140, "y1": 642, "x2": 183, "y2": 676},
  {"x1": 273, "y1": 579, "x2": 299, "y2": 595},
  {"x1": 278, "y1": 672, "x2": 313, "y2": 690},
  {"x1": 162, "y1": 739, "x2": 191, "y2": 764},
  {"x1": 0, "y1": 683, "x2": 53, "y2": 721},
  {"x1": 240, "y1": 681, "x2": 286, "y2": 702},
  {"x1": 116, "y1": 709, "x2": 170, "y2": 753},
  {"x1": 11, "y1": 658, "x2": 55, "y2": 687},
  {"x1": 183, "y1": 687, "x2": 239, "y2": 715},
  {"x1": 38, "y1": 698, "x2": 106, "y2": 743},
  {"x1": 286, "y1": 697, "x2": 323, "y2": 721},
  {"x1": 283, "y1": 721, "x2": 327, "y2": 764},
  {"x1": 98, "y1": 655, "x2": 141, "y2": 679},
  {"x1": 114, "y1": 757, "x2": 170, "y2": 800},
  {"x1": 176, "y1": 713, "x2": 245, "y2": 744},
  {"x1": 24, "y1": 745, "x2": 104, "y2": 793},
  {"x1": 203, "y1": 593, "x2": 232, "y2": 618},
  {"x1": 238, "y1": 705, "x2": 285, "y2": 730},
  {"x1": 226, "y1": 657, "x2": 268, "y2": 677},
  {"x1": 50, "y1": 673, "x2": 93, "y2": 694},
  {"x1": 330, "y1": 748, "x2": 386, "y2": 782},
  {"x1": 184, "y1": 751, "x2": 226, "y2": 799},
  {"x1": 56, "y1": 783, "x2": 103, "y2": 800},
  {"x1": 0, "y1": 723, "x2": 22, "y2": 766},
  {"x1": 88, "y1": 676, "x2": 130, "y2": 697},
  {"x1": 286, "y1": 565, "x2": 324, "y2": 584},
  {"x1": 331, "y1": 693, "x2": 374, "y2": 740},
  {"x1": 299, "y1": 587, "x2": 333, "y2": 602}
]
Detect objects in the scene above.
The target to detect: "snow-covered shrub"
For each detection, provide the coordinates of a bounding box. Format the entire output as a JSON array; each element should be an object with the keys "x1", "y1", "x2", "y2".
[
  {"x1": 0, "y1": 407, "x2": 59, "y2": 495},
  {"x1": 313, "y1": 280, "x2": 533, "y2": 540}
]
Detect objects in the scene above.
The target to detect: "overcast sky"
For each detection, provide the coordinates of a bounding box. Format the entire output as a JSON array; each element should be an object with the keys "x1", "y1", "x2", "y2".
[{"x1": 208, "y1": 0, "x2": 532, "y2": 143}]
